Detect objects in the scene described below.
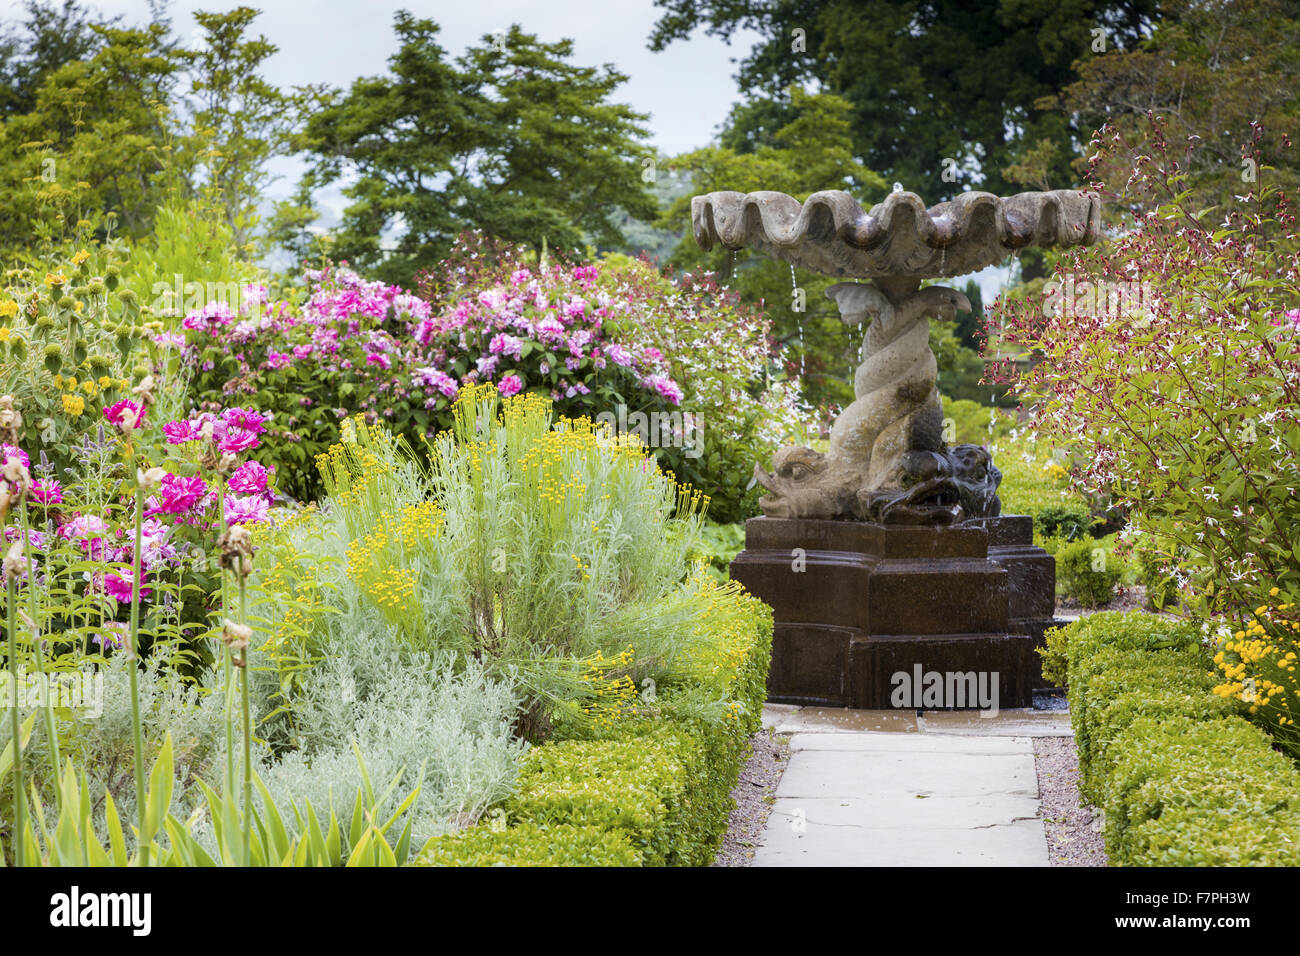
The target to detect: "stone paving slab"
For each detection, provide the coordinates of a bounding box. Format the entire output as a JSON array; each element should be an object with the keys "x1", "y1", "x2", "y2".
[
  {"x1": 754, "y1": 805, "x2": 1049, "y2": 866},
  {"x1": 775, "y1": 748, "x2": 1038, "y2": 801},
  {"x1": 752, "y1": 703, "x2": 1060, "y2": 866},
  {"x1": 788, "y1": 731, "x2": 1030, "y2": 755}
]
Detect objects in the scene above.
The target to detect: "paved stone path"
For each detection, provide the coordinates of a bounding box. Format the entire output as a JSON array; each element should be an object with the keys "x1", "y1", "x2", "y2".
[{"x1": 753, "y1": 705, "x2": 1071, "y2": 867}]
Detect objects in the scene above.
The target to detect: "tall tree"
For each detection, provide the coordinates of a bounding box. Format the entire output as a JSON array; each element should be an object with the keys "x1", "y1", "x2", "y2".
[
  {"x1": 649, "y1": 0, "x2": 1162, "y2": 200},
  {"x1": 1051, "y1": 0, "x2": 1300, "y2": 215},
  {"x1": 0, "y1": 0, "x2": 124, "y2": 116},
  {"x1": 179, "y1": 6, "x2": 296, "y2": 254},
  {"x1": 0, "y1": 21, "x2": 181, "y2": 260},
  {"x1": 299, "y1": 13, "x2": 657, "y2": 283}
]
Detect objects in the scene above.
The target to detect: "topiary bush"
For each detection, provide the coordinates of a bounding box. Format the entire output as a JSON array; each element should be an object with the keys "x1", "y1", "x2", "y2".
[{"x1": 1055, "y1": 535, "x2": 1124, "y2": 607}]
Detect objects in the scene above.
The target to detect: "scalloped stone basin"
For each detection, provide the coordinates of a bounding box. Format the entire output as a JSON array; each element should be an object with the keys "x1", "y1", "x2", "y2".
[
  {"x1": 696, "y1": 187, "x2": 1101, "y2": 708},
  {"x1": 691, "y1": 188, "x2": 1100, "y2": 279}
]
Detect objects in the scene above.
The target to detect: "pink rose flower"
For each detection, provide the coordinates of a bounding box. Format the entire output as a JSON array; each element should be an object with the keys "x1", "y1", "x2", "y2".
[
  {"x1": 103, "y1": 400, "x2": 145, "y2": 430},
  {"x1": 497, "y1": 374, "x2": 524, "y2": 397},
  {"x1": 163, "y1": 419, "x2": 198, "y2": 444},
  {"x1": 157, "y1": 473, "x2": 208, "y2": 514},
  {"x1": 227, "y1": 460, "x2": 269, "y2": 495},
  {"x1": 225, "y1": 493, "x2": 269, "y2": 526}
]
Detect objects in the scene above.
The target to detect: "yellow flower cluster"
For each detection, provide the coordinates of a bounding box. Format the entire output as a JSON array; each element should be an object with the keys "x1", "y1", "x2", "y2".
[
  {"x1": 61, "y1": 392, "x2": 84, "y2": 416},
  {"x1": 1042, "y1": 462, "x2": 1068, "y2": 481},
  {"x1": 0, "y1": 300, "x2": 17, "y2": 319},
  {"x1": 345, "y1": 500, "x2": 444, "y2": 613},
  {"x1": 579, "y1": 645, "x2": 639, "y2": 728},
  {"x1": 1213, "y1": 588, "x2": 1300, "y2": 729}
]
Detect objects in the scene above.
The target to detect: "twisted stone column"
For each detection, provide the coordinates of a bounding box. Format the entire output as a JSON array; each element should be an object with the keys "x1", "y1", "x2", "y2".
[{"x1": 825, "y1": 281, "x2": 969, "y2": 495}]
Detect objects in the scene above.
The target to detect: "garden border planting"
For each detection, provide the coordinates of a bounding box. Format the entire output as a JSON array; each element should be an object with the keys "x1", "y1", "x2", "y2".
[{"x1": 1059, "y1": 611, "x2": 1300, "y2": 865}]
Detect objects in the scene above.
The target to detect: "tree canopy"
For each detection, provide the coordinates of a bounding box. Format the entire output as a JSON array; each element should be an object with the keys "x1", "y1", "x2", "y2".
[{"x1": 298, "y1": 14, "x2": 658, "y2": 284}]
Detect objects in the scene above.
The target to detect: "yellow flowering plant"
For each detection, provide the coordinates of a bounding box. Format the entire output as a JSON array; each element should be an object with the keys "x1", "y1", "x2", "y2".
[
  {"x1": 1212, "y1": 587, "x2": 1300, "y2": 756},
  {"x1": 254, "y1": 385, "x2": 747, "y2": 743}
]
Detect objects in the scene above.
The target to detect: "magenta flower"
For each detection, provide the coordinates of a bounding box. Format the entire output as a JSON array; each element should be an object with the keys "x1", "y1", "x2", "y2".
[
  {"x1": 221, "y1": 407, "x2": 267, "y2": 434},
  {"x1": 642, "y1": 373, "x2": 683, "y2": 405},
  {"x1": 497, "y1": 374, "x2": 524, "y2": 397},
  {"x1": 103, "y1": 400, "x2": 144, "y2": 430},
  {"x1": 2, "y1": 444, "x2": 29, "y2": 468},
  {"x1": 30, "y1": 479, "x2": 62, "y2": 504},
  {"x1": 218, "y1": 427, "x2": 260, "y2": 454},
  {"x1": 163, "y1": 419, "x2": 198, "y2": 444},
  {"x1": 225, "y1": 493, "x2": 269, "y2": 526},
  {"x1": 489, "y1": 332, "x2": 523, "y2": 360},
  {"x1": 157, "y1": 473, "x2": 208, "y2": 514},
  {"x1": 104, "y1": 571, "x2": 150, "y2": 604},
  {"x1": 227, "y1": 460, "x2": 269, "y2": 495}
]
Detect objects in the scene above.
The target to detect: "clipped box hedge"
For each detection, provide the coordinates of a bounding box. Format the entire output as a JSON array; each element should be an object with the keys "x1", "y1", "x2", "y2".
[
  {"x1": 1061, "y1": 611, "x2": 1300, "y2": 865},
  {"x1": 416, "y1": 582, "x2": 774, "y2": 867}
]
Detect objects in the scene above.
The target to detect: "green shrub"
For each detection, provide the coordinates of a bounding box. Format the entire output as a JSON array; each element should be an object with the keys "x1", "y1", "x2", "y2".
[
  {"x1": 1103, "y1": 716, "x2": 1300, "y2": 864},
  {"x1": 415, "y1": 579, "x2": 774, "y2": 867},
  {"x1": 1035, "y1": 503, "x2": 1094, "y2": 541},
  {"x1": 416, "y1": 823, "x2": 642, "y2": 867},
  {"x1": 1037, "y1": 624, "x2": 1070, "y2": 688},
  {"x1": 1063, "y1": 611, "x2": 1300, "y2": 866},
  {"x1": 1056, "y1": 536, "x2": 1123, "y2": 607}
]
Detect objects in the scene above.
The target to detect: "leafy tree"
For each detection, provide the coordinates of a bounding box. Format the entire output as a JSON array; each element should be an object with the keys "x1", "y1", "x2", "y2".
[
  {"x1": 1050, "y1": 0, "x2": 1300, "y2": 216},
  {"x1": 0, "y1": 21, "x2": 182, "y2": 261},
  {"x1": 649, "y1": 0, "x2": 1160, "y2": 199},
  {"x1": 0, "y1": 0, "x2": 124, "y2": 115},
  {"x1": 298, "y1": 14, "x2": 657, "y2": 284},
  {"x1": 178, "y1": 6, "x2": 297, "y2": 255}
]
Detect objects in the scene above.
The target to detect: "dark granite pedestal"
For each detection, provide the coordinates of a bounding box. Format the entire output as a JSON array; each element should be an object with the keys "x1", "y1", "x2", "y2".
[{"x1": 730, "y1": 515, "x2": 1061, "y2": 709}]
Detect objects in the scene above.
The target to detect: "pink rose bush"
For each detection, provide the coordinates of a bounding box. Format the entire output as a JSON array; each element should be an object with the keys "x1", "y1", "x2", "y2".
[
  {"x1": 183, "y1": 236, "x2": 807, "y2": 516},
  {"x1": 5, "y1": 398, "x2": 276, "y2": 657}
]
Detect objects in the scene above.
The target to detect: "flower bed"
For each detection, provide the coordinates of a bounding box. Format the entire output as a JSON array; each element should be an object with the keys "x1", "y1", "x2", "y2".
[
  {"x1": 418, "y1": 582, "x2": 772, "y2": 866},
  {"x1": 1060, "y1": 611, "x2": 1300, "y2": 865}
]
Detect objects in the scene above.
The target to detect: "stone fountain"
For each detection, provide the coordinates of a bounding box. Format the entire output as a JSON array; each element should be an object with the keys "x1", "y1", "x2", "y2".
[{"x1": 693, "y1": 187, "x2": 1101, "y2": 708}]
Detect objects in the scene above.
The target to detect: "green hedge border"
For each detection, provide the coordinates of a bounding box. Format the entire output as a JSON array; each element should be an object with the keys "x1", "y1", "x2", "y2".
[
  {"x1": 417, "y1": 591, "x2": 774, "y2": 867},
  {"x1": 1060, "y1": 611, "x2": 1300, "y2": 865}
]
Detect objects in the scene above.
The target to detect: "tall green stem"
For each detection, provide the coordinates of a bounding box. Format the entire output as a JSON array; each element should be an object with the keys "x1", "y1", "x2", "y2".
[
  {"x1": 19, "y1": 503, "x2": 60, "y2": 803},
  {"x1": 6, "y1": 573, "x2": 24, "y2": 867},
  {"x1": 127, "y1": 485, "x2": 148, "y2": 867},
  {"x1": 218, "y1": 491, "x2": 234, "y2": 800},
  {"x1": 239, "y1": 578, "x2": 251, "y2": 868}
]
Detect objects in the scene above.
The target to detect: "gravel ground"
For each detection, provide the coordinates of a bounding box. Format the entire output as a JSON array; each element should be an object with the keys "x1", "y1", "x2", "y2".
[
  {"x1": 1034, "y1": 735, "x2": 1109, "y2": 866},
  {"x1": 1057, "y1": 583, "x2": 1149, "y2": 615},
  {"x1": 712, "y1": 731, "x2": 790, "y2": 867}
]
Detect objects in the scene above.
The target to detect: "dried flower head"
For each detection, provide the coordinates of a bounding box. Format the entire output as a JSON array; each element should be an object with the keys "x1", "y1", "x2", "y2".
[
  {"x1": 217, "y1": 524, "x2": 256, "y2": 578},
  {"x1": 221, "y1": 618, "x2": 252, "y2": 651},
  {"x1": 0, "y1": 394, "x2": 22, "y2": 445}
]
